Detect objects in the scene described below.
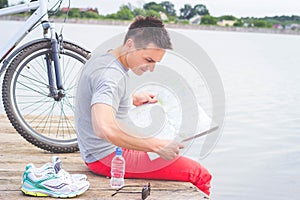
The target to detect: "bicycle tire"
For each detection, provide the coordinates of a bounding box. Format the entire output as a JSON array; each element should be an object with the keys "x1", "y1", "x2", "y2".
[{"x1": 2, "y1": 40, "x2": 90, "y2": 153}]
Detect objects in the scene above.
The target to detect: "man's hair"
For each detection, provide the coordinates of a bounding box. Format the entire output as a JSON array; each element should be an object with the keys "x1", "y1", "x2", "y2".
[{"x1": 124, "y1": 16, "x2": 172, "y2": 50}]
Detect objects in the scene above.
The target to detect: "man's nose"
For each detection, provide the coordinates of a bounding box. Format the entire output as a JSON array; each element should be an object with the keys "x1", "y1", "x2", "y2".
[{"x1": 149, "y1": 63, "x2": 155, "y2": 72}]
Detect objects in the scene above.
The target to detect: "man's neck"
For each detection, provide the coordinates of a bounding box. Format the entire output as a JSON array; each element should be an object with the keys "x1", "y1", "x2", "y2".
[{"x1": 109, "y1": 46, "x2": 129, "y2": 70}]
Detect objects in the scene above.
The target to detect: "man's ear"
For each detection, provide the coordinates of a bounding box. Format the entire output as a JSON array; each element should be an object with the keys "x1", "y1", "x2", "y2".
[{"x1": 125, "y1": 39, "x2": 135, "y2": 49}]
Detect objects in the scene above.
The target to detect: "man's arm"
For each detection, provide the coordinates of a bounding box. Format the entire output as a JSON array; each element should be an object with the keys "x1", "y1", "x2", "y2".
[{"x1": 91, "y1": 103, "x2": 183, "y2": 160}]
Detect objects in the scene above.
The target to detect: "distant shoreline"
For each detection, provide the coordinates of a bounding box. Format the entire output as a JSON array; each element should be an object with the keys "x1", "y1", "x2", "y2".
[{"x1": 1, "y1": 15, "x2": 300, "y2": 36}]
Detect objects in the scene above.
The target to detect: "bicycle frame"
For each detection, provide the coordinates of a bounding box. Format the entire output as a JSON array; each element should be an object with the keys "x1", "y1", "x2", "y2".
[
  {"x1": 0, "y1": 0, "x2": 66, "y2": 99},
  {"x1": 0, "y1": 0, "x2": 48, "y2": 63}
]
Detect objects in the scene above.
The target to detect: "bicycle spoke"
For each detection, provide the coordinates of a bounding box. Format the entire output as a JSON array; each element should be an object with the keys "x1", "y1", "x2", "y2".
[
  {"x1": 17, "y1": 83, "x2": 48, "y2": 96},
  {"x1": 57, "y1": 102, "x2": 64, "y2": 138},
  {"x1": 17, "y1": 77, "x2": 49, "y2": 92},
  {"x1": 31, "y1": 56, "x2": 49, "y2": 83},
  {"x1": 48, "y1": 103, "x2": 54, "y2": 136},
  {"x1": 63, "y1": 95, "x2": 75, "y2": 113},
  {"x1": 16, "y1": 81, "x2": 49, "y2": 97},
  {"x1": 64, "y1": 82, "x2": 77, "y2": 92},
  {"x1": 16, "y1": 96, "x2": 50, "y2": 112},
  {"x1": 65, "y1": 94, "x2": 75, "y2": 98},
  {"x1": 36, "y1": 101, "x2": 56, "y2": 135},
  {"x1": 61, "y1": 98, "x2": 75, "y2": 126},
  {"x1": 17, "y1": 72, "x2": 50, "y2": 94},
  {"x1": 61, "y1": 101, "x2": 74, "y2": 138},
  {"x1": 64, "y1": 69, "x2": 81, "y2": 91},
  {"x1": 23, "y1": 99, "x2": 55, "y2": 120},
  {"x1": 19, "y1": 65, "x2": 49, "y2": 89},
  {"x1": 18, "y1": 74, "x2": 49, "y2": 90},
  {"x1": 61, "y1": 54, "x2": 68, "y2": 86},
  {"x1": 63, "y1": 57, "x2": 77, "y2": 86},
  {"x1": 16, "y1": 99, "x2": 52, "y2": 104}
]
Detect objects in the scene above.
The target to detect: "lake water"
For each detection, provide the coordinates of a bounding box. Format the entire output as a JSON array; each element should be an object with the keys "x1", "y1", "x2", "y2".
[{"x1": 1, "y1": 21, "x2": 300, "y2": 200}]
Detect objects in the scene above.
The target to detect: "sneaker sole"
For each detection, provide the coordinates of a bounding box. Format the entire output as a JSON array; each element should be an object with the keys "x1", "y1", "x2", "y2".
[{"x1": 21, "y1": 186, "x2": 88, "y2": 198}]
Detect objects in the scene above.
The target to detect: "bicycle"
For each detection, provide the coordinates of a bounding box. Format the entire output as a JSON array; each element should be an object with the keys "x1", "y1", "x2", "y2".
[{"x1": 0, "y1": 0, "x2": 91, "y2": 153}]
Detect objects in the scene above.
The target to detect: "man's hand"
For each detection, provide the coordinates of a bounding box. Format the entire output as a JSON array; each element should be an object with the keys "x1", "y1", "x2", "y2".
[
  {"x1": 156, "y1": 140, "x2": 185, "y2": 160},
  {"x1": 132, "y1": 92, "x2": 158, "y2": 106}
]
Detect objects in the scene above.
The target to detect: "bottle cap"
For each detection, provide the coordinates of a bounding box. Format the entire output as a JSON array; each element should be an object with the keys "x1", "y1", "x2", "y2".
[{"x1": 116, "y1": 147, "x2": 122, "y2": 156}]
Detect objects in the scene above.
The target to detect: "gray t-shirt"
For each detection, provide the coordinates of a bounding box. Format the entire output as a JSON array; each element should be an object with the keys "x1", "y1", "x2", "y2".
[{"x1": 75, "y1": 52, "x2": 130, "y2": 163}]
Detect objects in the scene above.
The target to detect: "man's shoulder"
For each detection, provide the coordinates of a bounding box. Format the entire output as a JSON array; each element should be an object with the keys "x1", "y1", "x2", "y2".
[{"x1": 86, "y1": 53, "x2": 115, "y2": 69}]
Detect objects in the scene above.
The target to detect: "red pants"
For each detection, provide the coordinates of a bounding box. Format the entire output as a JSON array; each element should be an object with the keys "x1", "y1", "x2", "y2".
[{"x1": 86, "y1": 149, "x2": 212, "y2": 195}]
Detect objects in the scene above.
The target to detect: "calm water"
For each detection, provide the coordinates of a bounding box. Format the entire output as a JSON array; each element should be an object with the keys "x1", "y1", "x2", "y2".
[{"x1": 1, "y1": 21, "x2": 300, "y2": 200}]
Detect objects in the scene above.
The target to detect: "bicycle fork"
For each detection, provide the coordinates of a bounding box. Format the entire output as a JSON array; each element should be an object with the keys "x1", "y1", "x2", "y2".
[{"x1": 42, "y1": 21, "x2": 65, "y2": 101}]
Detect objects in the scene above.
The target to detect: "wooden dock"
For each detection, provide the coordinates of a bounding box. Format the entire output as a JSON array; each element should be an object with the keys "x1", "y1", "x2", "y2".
[{"x1": 0, "y1": 115, "x2": 209, "y2": 200}]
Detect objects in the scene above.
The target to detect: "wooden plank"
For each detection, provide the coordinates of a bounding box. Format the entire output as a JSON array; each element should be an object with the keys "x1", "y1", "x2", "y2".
[{"x1": 0, "y1": 114, "x2": 209, "y2": 199}]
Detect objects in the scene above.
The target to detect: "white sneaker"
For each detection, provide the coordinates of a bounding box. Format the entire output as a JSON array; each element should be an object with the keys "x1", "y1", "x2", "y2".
[{"x1": 21, "y1": 163, "x2": 89, "y2": 198}]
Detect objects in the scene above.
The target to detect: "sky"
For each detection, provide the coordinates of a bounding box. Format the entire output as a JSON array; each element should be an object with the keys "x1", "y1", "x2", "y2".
[{"x1": 8, "y1": 0, "x2": 300, "y2": 18}]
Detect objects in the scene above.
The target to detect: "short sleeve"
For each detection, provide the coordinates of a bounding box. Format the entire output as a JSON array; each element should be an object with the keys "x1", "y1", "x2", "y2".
[{"x1": 90, "y1": 68, "x2": 126, "y2": 112}]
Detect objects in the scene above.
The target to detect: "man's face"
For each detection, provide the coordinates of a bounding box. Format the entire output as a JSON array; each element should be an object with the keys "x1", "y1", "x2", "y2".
[{"x1": 125, "y1": 43, "x2": 166, "y2": 76}]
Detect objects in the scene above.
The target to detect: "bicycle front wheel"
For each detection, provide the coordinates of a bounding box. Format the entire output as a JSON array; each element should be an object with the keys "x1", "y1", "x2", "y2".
[{"x1": 2, "y1": 40, "x2": 90, "y2": 153}]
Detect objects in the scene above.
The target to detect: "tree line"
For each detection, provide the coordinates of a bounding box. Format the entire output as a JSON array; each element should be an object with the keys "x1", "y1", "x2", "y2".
[
  {"x1": 2, "y1": 0, "x2": 300, "y2": 29},
  {"x1": 56, "y1": 1, "x2": 300, "y2": 28},
  {"x1": 56, "y1": 2, "x2": 210, "y2": 23}
]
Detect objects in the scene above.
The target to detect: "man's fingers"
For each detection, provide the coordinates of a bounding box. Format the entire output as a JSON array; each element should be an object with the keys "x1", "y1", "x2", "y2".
[
  {"x1": 148, "y1": 93, "x2": 156, "y2": 98},
  {"x1": 178, "y1": 143, "x2": 185, "y2": 149},
  {"x1": 146, "y1": 94, "x2": 158, "y2": 104},
  {"x1": 148, "y1": 98, "x2": 158, "y2": 103}
]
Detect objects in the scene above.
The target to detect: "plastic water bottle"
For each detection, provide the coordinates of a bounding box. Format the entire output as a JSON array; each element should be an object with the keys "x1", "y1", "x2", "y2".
[{"x1": 110, "y1": 147, "x2": 125, "y2": 188}]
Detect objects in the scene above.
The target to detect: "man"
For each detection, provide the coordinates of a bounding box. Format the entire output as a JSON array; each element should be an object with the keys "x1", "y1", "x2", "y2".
[{"x1": 75, "y1": 16, "x2": 212, "y2": 196}]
